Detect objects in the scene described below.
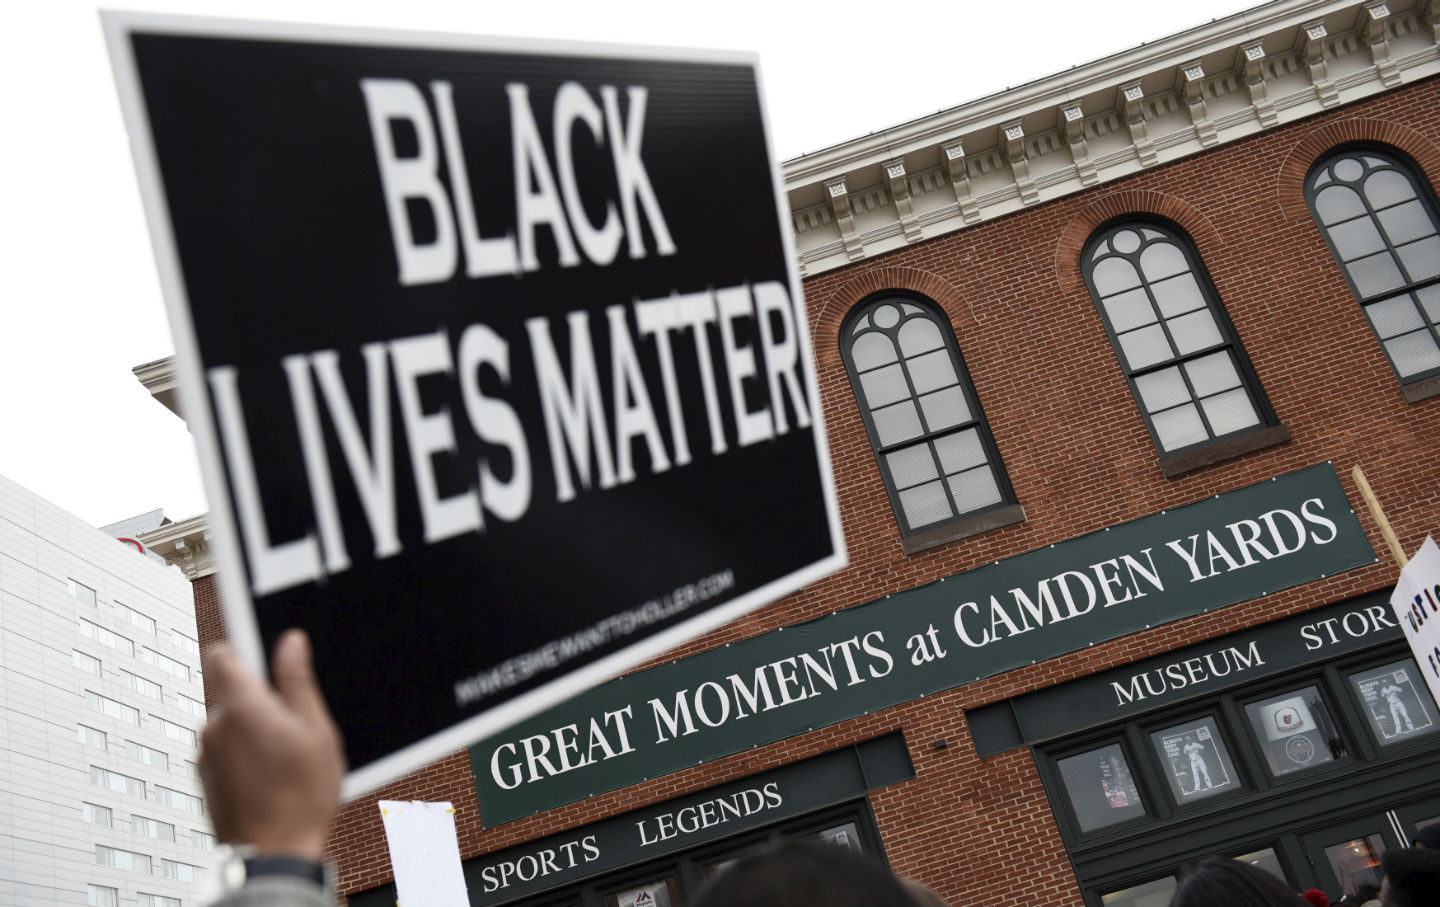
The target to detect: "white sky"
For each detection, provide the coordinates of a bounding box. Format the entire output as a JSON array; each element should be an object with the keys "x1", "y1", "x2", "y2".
[{"x1": 0, "y1": 0, "x2": 1253, "y2": 528}]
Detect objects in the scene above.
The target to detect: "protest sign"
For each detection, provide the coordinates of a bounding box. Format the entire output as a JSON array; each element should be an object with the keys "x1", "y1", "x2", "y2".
[
  {"x1": 104, "y1": 12, "x2": 844, "y2": 796},
  {"x1": 1390, "y1": 535, "x2": 1440, "y2": 712}
]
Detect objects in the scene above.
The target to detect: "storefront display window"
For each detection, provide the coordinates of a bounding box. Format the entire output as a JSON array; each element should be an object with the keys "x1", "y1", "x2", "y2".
[
  {"x1": 604, "y1": 875, "x2": 679, "y2": 907},
  {"x1": 1348, "y1": 660, "x2": 1438, "y2": 746},
  {"x1": 1232, "y1": 848, "x2": 1285, "y2": 884},
  {"x1": 810, "y1": 821, "x2": 863, "y2": 854},
  {"x1": 1323, "y1": 835, "x2": 1386, "y2": 898},
  {"x1": 1243, "y1": 686, "x2": 1345, "y2": 777},
  {"x1": 1099, "y1": 875, "x2": 1176, "y2": 907},
  {"x1": 1057, "y1": 742, "x2": 1148, "y2": 833},
  {"x1": 1148, "y1": 716, "x2": 1241, "y2": 803}
]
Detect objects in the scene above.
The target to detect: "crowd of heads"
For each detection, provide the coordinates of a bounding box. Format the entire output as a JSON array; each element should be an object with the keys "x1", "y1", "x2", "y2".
[{"x1": 677, "y1": 829, "x2": 1440, "y2": 907}]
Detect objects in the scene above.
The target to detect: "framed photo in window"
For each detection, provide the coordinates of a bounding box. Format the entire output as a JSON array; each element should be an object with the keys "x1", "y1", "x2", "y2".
[
  {"x1": 1055, "y1": 742, "x2": 1148, "y2": 833},
  {"x1": 1243, "y1": 686, "x2": 1345, "y2": 777},
  {"x1": 1350, "y1": 660, "x2": 1438, "y2": 745},
  {"x1": 1149, "y1": 716, "x2": 1240, "y2": 803}
]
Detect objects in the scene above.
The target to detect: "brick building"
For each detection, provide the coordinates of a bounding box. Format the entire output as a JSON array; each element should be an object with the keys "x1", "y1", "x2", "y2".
[{"x1": 137, "y1": 0, "x2": 1440, "y2": 903}]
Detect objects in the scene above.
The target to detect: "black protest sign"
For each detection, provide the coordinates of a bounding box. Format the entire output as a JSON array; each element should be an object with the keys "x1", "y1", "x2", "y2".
[{"x1": 105, "y1": 13, "x2": 844, "y2": 796}]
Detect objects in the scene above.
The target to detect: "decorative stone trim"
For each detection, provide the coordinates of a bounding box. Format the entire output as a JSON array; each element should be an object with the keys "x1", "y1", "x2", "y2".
[
  {"x1": 138, "y1": 514, "x2": 216, "y2": 580},
  {"x1": 785, "y1": 0, "x2": 1440, "y2": 278}
]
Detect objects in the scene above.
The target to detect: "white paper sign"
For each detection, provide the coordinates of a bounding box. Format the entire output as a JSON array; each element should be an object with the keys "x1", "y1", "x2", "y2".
[
  {"x1": 1390, "y1": 535, "x2": 1440, "y2": 712},
  {"x1": 379, "y1": 801, "x2": 470, "y2": 906}
]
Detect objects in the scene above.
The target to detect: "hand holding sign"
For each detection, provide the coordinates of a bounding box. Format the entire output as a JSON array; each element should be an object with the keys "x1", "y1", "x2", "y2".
[{"x1": 200, "y1": 630, "x2": 345, "y2": 860}]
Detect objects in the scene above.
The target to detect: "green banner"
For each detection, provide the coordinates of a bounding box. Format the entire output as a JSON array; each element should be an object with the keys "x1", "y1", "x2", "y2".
[{"x1": 471, "y1": 463, "x2": 1374, "y2": 825}]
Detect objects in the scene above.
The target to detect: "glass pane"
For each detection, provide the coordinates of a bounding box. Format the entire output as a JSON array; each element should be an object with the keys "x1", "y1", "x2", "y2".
[
  {"x1": 1244, "y1": 686, "x2": 1344, "y2": 777},
  {"x1": 1111, "y1": 229, "x2": 1142, "y2": 253},
  {"x1": 1150, "y1": 716, "x2": 1242, "y2": 803},
  {"x1": 885, "y1": 444, "x2": 939, "y2": 490},
  {"x1": 1093, "y1": 257, "x2": 1142, "y2": 295},
  {"x1": 898, "y1": 317, "x2": 945, "y2": 356},
  {"x1": 1056, "y1": 742, "x2": 1147, "y2": 833},
  {"x1": 1377, "y1": 199, "x2": 1436, "y2": 247},
  {"x1": 1324, "y1": 835, "x2": 1386, "y2": 898},
  {"x1": 1140, "y1": 242, "x2": 1188, "y2": 281},
  {"x1": 1419, "y1": 284, "x2": 1440, "y2": 323},
  {"x1": 1334, "y1": 157, "x2": 1365, "y2": 182},
  {"x1": 948, "y1": 466, "x2": 1002, "y2": 513},
  {"x1": 859, "y1": 364, "x2": 910, "y2": 409},
  {"x1": 1347, "y1": 251, "x2": 1406, "y2": 298},
  {"x1": 1103, "y1": 287, "x2": 1157, "y2": 332},
  {"x1": 933, "y1": 429, "x2": 987, "y2": 475},
  {"x1": 850, "y1": 332, "x2": 896, "y2": 370},
  {"x1": 1349, "y1": 659, "x2": 1440, "y2": 746},
  {"x1": 918, "y1": 386, "x2": 971, "y2": 432},
  {"x1": 1328, "y1": 216, "x2": 1386, "y2": 261},
  {"x1": 899, "y1": 481, "x2": 952, "y2": 528},
  {"x1": 871, "y1": 400, "x2": 923, "y2": 446},
  {"x1": 1315, "y1": 185, "x2": 1366, "y2": 225},
  {"x1": 1151, "y1": 404, "x2": 1208, "y2": 451},
  {"x1": 1102, "y1": 876, "x2": 1177, "y2": 907},
  {"x1": 1118, "y1": 324, "x2": 1174, "y2": 370},
  {"x1": 606, "y1": 876, "x2": 679, "y2": 907},
  {"x1": 1397, "y1": 235, "x2": 1440, "y2": 282},
  {"x1": 1134, "y1": 367, "x2": 1190, "y2": 413},
  {"x1": 872, "y1": 304, "x2": 900, "y2": 328},
  {"x1": 1184, "y1": 351, "x2": 1242, "y2": 396},
  {"x1": 1313, "y1": 170, "x2": 1333, "y2": 187},
  {"x1": 906, "y1": 348, "x2": 958, "y2": 395},
  {"x1": 1364, "y1": 169, "x2": 1417, "y2": 209},
  {"x1": 1201, "y1": 388, "x2": 1260, "y2": 436},
  {"x1": 1150, "y1": 274, "x2": 1206, "y2": 319},
  {"x1": 1367, "y1": 295, "x2": 1426, "y2": 339},
  {"x1": 1383, "y1": 330, "x2": 1440, "y2": 378},
  {"x1": 1169, "y1": 309, "x2": 1224, "y2": 356},
  {"x1": 1234, "y1": 849, "x2": 1286, "y2": 885},
  {"x1": 811, "y1": 821, "x2": 864, "y2": 854}
]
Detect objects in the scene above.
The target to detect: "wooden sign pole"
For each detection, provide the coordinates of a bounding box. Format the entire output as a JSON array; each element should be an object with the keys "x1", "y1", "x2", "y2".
[{"x1": 1352, "y1": 464, "x2": 1409, "y2": 568}]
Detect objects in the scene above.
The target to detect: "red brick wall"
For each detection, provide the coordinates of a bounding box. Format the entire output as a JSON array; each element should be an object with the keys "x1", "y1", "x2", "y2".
[{"x1": 209, "y1": 77, "x2": 1440, "y2": 907}]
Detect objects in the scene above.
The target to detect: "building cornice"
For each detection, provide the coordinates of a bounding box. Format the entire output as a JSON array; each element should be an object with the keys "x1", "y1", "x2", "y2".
[
  {"x1": 783, "y1": 0, "x2": 1440, "y2": 277},
  {"x1": 133, "y1": 356, "x2": 183, "y2": 419},
  {"x1": 138, "y1": 514, "x2": 215, "y2": 581}
]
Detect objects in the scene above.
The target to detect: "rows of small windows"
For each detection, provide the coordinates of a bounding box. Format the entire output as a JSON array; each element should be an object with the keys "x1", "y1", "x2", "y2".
[
  {"x1": 840, "y1": 144, "x2": 1440, "y2": 547},
  {"x1": 75, "y1": 649, "x2": 209, "y2": 722},
  {"x1": 94, "y1": 844, "x2": 206, "y2": 882},
  {"x1": 81, "y1": 691, "x2": 200, "y2": 750},
  {"x1": 88, "y1": 764, "x2": 208, "y2": 815},
  {"x1": 80, "y1": 723, "x2": 202, "y2": 782},
  {"x1": 84, "y1": 802, "x2": 203, "y2": 846},
  {"x1": 68, "y1": 577, "x2": 204, "y2": 668},
  {"x1": 88, "y1": 887, "x2": 181, "y2": 907}
]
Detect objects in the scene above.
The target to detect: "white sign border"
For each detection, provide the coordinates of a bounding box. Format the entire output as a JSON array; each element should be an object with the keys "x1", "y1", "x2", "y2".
[{"x1": 102, "y1": 9, "x2": 847, "y2": 800}]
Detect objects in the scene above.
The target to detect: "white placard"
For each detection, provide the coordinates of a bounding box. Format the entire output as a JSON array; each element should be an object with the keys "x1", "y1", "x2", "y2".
[
  {"x1": 379, "y1": 801, "x2": 470, "y2": 907},
  {"x1": 1390, "y1": 535, "x2": 1440, "y2": 711}
]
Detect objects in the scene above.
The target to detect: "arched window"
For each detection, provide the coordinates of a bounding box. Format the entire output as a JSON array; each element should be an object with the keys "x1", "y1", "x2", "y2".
[
  {"x1": 1306, "y1": 146, "x2": 1440, "y2": 396},
  {"x1": 841, "y1": 295, "x2": 1018, "y2": 551},
  {"x1": 1083, "y1": 219, "x2": 1278, "y2": 467}
]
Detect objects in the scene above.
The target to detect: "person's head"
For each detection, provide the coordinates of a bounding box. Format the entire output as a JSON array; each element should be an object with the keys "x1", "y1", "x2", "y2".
[
  {"x1": 1170, "y1": 857, "x2": 1309, "y2": 907},
  {"x1": 1379, "y1": 847, "x2": 1440, "y2": 907},
  {"x1": 689, "y1": 841, "x2": 920, "y2": 906}
]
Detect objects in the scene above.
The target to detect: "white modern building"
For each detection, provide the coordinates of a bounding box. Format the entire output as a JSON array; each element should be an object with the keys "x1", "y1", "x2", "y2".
[{"x1": 0, "y1": 475, "x2": 217, "y2": 907}]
